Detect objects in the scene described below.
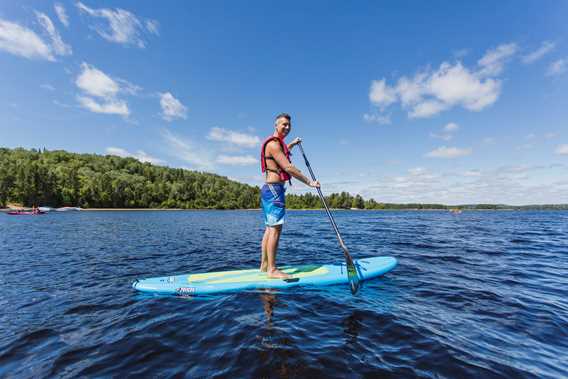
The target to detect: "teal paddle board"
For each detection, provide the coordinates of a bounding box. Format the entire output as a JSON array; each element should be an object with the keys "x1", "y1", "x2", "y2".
[{"x1": 132, "y1": 256, "x2": 397, "y2": 295}]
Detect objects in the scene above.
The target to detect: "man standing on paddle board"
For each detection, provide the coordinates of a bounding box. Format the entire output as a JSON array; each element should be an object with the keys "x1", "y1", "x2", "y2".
[{"x1": 260, "y1": 113, "x2": 320, "y2": 279}]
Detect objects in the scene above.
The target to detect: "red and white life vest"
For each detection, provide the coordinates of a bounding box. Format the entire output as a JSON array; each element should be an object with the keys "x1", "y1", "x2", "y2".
[{"x1": 260, "y1": 135, "x2": 292, "y2": 183}]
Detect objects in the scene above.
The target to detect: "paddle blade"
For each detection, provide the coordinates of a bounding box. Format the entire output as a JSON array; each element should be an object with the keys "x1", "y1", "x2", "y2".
[
  {"x1": 343, "y1": 249, "x2": 360, "y2": 294},
  {"x1": 347, "y1": 262, "x2": 360, "y2": 294}
]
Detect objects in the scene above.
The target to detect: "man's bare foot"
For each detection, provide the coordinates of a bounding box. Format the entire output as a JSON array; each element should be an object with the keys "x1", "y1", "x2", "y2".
[
  {"x1": 267, "y1": 269, "x2": 291, "y2": 279},
  {"x1": 260, "y1": 263, "x2": 268, "y2": 272}
]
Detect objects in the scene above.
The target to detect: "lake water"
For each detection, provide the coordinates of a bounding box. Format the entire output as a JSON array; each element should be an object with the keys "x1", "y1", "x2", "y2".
[{"x1": 1, "y1": 210, "x2": 567, "y2": 378}]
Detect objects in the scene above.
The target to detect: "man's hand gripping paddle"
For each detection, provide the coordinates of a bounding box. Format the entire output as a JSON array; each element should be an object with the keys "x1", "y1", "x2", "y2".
[{"x1": 297, "y1": 142, "x2": 360, "y2": 294}]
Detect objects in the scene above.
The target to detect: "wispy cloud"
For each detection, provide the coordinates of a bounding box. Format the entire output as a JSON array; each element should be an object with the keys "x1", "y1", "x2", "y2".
[
  {"x1": 367, "y1": 43, "x2": 516, "y2": 120},
  {"x1": 444, "y1": 122, "x2": 459, "y2": 132},
  {"x1": 77, "y1": 2, "x2": 158, "y2": 48},
  {"x1": 54, "y1": 3, "x2": 69, "y2": 28},
  {"x1": 522, "y1": 41, "x2": 555, "y2": 64},
  {"x1": 145, "y1": 20, "x2": 159, "y2": 36},
  {"x1": 430, "y1": 133, "x2": 452, "y2": 141},
  {"x1": 162, "y1": 129, "x2": 213, "y2": 170},
  {"x1": 355, "y1": 165, "x2": 568, "y2": 205},
  {"x1": 0, "y1": 19, "x2": 54, "y2": 60},
  {"x1": 430, "y1": 122, "x2": 460, "y2": 141},
  {"x1": 40, "y1": 84, "x2": 55, "y2": 91},
  {"x1": 207, "y1": 127, "x2": 260, "y2": 148},
  {"x1": 477, "y1": 43, "x2": 518, "y2": 77},
  {"x1": 546, "y1": 58, "x2": 568, "y2": 76},
  {"x1": 216, "y1": 154, "x2": 257, "y2": 166},
  {"x1": 363, "y1": 112, "x2": 391, "y2": 125},
  {"x1": 106, "y1": 147, "x2": 165, "y2": 165},
  {"x1": 516, "y1": 143, "x2": 534, "y2": 151},
  {"x1": 555, "y1": 144, "x2": 568, "y2": 155},
  {"x1": 159, "y1": 92, "x2": 187, "y2": 121},
  {"x1": 35, "y1": 11, "x2": 71, "y2": 56},
  {"x1": 425, "y1": 146, "x2": 472, "y2": 158},
  {"x1": 75, "y1": 62, "x2": 132, "y2": 116}
]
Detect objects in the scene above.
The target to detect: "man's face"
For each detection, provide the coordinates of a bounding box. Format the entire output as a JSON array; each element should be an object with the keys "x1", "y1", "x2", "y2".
[{"x1": 275, "y1": 117, "x2": 291, "y2": 137}]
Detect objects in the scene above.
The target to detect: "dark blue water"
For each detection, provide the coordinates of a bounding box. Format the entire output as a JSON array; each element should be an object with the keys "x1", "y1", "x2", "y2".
[{"x1": 1, "y1": 210, "x2": 567, "y2": 378}]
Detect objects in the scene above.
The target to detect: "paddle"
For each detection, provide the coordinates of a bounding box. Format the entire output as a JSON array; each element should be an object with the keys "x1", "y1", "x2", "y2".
[{"x1": 297, "y1": 142, "x2": 360, "y2": 294}]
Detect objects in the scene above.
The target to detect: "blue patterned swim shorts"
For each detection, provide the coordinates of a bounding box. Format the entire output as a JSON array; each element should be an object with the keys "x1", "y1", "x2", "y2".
[{"x1": 261, "y1": 183, "x2": 286, "y2": 226}]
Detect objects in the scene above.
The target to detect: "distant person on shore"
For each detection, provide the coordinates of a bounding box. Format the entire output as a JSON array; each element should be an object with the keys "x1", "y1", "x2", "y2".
[{"x1": 260, "y1": 113, "x2": 320, "y2": 279}]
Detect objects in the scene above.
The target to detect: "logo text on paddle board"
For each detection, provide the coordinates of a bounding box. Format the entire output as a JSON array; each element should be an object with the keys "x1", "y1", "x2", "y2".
[{"x1": 177, "y1": 287, "x2": 196, "y2": 295}]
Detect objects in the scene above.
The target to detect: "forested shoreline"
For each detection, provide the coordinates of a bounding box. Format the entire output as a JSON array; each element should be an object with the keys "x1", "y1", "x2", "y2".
[{"x1": 1, "y1": 148, "x2": 567, "y2": 210}]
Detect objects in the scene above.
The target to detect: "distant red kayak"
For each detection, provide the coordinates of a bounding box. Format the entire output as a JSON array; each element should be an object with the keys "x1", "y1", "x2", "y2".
[{"x1": 6, "y1": 211, "x2": 46, "y2": 215}]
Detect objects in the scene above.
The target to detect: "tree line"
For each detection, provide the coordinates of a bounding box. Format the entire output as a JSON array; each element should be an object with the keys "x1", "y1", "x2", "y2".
[
  {"x1": 1, "y1": 148, "x2": 567, "y2": 210},
  {"x1": 0, "y1": 148, "x2": 258, "y2": 209}
]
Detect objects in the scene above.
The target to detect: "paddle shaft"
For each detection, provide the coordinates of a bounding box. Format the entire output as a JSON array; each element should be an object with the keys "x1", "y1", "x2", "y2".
[{"x1": 297, "y1": 143, "x2": 355, "y2": 266}]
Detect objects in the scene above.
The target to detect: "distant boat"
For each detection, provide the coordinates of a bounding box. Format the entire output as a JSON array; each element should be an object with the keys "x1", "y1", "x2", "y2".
[
  {"x1": 55, "y1": 207, "x2": 82, "y2": 212},
  {"x1": 39, "y1": 206, "x2": 54, "y2": 212},
  {"x1": 7, "y1": 210, "x2": 46, "y2": 216},
  {"x1": 450, "y1": 208, "x2": 462, "y2": 214}
]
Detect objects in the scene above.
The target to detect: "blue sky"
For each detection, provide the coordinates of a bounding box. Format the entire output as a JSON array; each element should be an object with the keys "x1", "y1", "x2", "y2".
[{"x1": 1, "y1": 1, "x2": 567, "y2": 205}]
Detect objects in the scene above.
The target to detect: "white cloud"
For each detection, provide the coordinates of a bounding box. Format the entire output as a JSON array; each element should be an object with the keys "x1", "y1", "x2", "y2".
[
  {"x1": 106, "y1": 147, "x2": 164, "y2": 165},
  {"x1": 363, "y1": 113, "x2": 391, "y2": 125},
  {"x1": 477, "y1": 43, "x2": 517, "y2": 77},
  {"x1": 396, "y1": 72, "x2": 427, "y2": 106},
  {"x1": 159, "y1": 92, "x2": 187, "y2": 121},
  {"x1": 0, "y1": 18, "x2": 54, "y2": 60},
  {"x1": 76, "y1": 62, "x2": 119, "y2": 97},
  {"x1": 409, "y1": 99, "x2": 447, "y2": 118},
  {"x1": 555, "y1": 144, "x2": 568, "y2": 155},
  {"x1": 428, "y1": 62, "x2": 500, "y2": 111},
  {"x1": 216, "y1": 155, "x2": 257, "y2": 166},
  {"x1": 547, "y1": 58, "x2": 568, "y2": 76},
  {"x1": 368, "y1": 44, "x2": 509, "y2": 120},
  {"x1": 35, "y1": 12, "x2": 71, "y2": 56},
  {"x1": 40, "y1": 84, "x2": 55, "y2": 91},
  {"x1": 77, "y1": 2, "x2": 158, "y2": 48},
  {"x1": 75, "y1": 63, "x2": 133, "y2": 116},
  {"x1": 522, "y1": 41, "x2": 555, "y2": 64},
  {"x1": 77, "y1": 96, "x2": 129, "y2": 116},
  {"x1": 369, "y1": 79, "x2": 397, "y2": 110},
  {"x1": 444, "y1": 122, "x2": 459, "y2": 132},
  {"x1": 207, "y1": 127, "x2": 260, "y2": 148},
  {"x1": 54, "y1": 3, "x2": 69, "y2": 28},
  {"x1": 426, "y1": 146, "x2": 472, "y2": 158},
  {"x1": 162, "y1": 130, "x2": 213, "y2": 170},
  {"x1": 545, "y1": 132, "x2": 558, "y2": 139},
  {"x1": 483, "y1": 137, "x2": 496, "y2": 145}
]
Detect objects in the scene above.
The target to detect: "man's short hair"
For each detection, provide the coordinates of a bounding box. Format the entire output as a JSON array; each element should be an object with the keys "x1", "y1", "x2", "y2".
[{"x1": 274, "y1": 113, "x2": 291, "y2": 123}]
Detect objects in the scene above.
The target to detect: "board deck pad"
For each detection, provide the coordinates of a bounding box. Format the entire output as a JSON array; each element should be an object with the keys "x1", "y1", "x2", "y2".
[{"x1": 133, "y1": 256, "x2": 396, "y2": 295}]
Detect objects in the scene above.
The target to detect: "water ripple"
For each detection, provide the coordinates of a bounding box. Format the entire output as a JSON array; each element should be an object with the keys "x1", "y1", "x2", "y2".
[{"x1": 1, "y1": 210, "x2": 567, "y2": 377}]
